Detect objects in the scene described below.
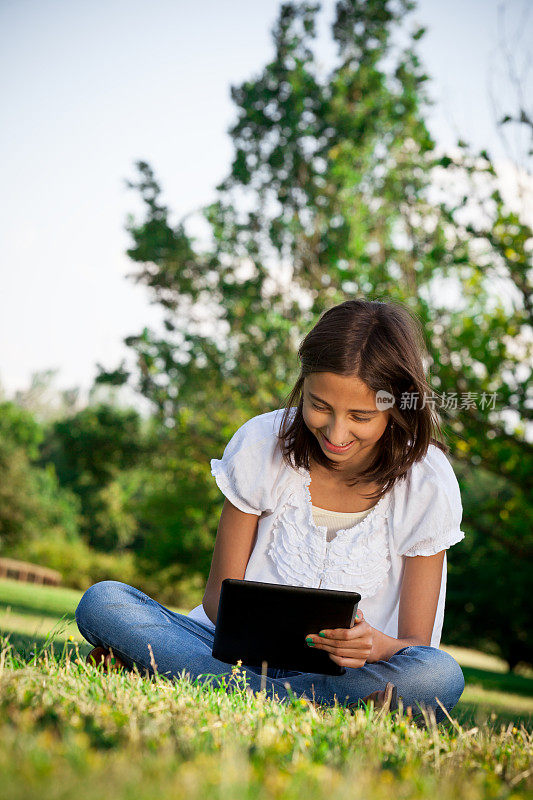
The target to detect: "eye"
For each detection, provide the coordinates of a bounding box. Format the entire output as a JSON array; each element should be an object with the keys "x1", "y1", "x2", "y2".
[{"x1": 311, "y1": 402, "x2": 368, "y2": 423}]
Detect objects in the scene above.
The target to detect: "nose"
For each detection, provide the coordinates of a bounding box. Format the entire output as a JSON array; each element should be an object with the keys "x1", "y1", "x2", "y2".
[{"x1": 325, "y1": 426, "x2": 356, "y2": 445}]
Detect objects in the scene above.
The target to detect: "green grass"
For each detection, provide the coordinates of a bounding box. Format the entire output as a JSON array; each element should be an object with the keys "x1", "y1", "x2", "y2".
[
  {"x1": 0, "y1": 577, "x2": 532, "y2": 799},
  {"x1": 1, "y1": 577, "x2": 531, "y2": 729},
  {"x1": 0, "y1": 578, "x2": 84, "y2": 618}
]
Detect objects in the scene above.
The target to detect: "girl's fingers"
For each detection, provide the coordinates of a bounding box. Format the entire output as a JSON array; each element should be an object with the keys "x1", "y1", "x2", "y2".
[
  {"x1": 310, "y1": 631, "x2": 358, "y2": 645},
  {"x1": 310, "y1": 628, "x2": 369, "y2": 648},
  {"x1": 329, "y1": 652, "x2": 368, "y2": 668},
  {"x1": 310, "y1": 608, "x2": 365, "y2": 640}
]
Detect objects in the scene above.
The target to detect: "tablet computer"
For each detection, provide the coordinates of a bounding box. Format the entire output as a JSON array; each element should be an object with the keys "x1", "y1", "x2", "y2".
[{"x1": 211, "y1": 578, "x2": 361, "y2": 676}]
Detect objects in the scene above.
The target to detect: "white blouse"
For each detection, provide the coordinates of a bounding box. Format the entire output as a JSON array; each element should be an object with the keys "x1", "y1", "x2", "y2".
[{"x1": 187, "y1": 407, "x2": 466, "y2": 648}]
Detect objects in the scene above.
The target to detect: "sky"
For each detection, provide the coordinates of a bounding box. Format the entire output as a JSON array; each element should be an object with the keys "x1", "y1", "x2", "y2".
[{"x1": 0, "y1": 0, "x2": 531, "y2": 415}]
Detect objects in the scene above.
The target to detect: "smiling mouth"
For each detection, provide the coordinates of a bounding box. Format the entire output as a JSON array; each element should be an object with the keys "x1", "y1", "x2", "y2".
[{"x1": 320, "y1": 432, "x2": 356, "y2": 452}]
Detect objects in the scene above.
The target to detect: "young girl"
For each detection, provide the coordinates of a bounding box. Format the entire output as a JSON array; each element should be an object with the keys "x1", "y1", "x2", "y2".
[{"x1": 75, "y1": 299, "x2": 466, "y2": 723}]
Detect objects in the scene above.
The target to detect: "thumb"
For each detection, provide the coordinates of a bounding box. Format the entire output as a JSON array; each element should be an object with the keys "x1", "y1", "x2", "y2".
[{"x1": 354, "y1": 608, "x2": 364, "y2": 623}]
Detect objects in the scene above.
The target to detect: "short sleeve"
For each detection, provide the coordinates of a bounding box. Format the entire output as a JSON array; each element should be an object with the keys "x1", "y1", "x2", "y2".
[
  {"x1": 210, "y1": 410, "x2": 285, "y2": 516},
  {"x1": 393, "y1": 445, "x2": 466, "y2": 557}
]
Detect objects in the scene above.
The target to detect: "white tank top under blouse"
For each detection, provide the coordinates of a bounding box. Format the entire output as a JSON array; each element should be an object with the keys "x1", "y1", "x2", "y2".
[
  {"x1": 187, "y1": 408, "x2": 465, "y2": 648},
  {"x1": 311, "y1": 504, "x2": 373, "y2": 545}
]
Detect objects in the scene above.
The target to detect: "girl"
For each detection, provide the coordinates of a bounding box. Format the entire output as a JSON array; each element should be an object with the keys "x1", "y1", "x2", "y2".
[{"x1": 76, "y1": 299, "x2": 466, "y2": 723}]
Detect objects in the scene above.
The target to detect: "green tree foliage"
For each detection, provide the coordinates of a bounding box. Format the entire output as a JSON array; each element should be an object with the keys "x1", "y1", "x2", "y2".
[
  {"x1": 0, "y1": 399, "x2": 43, "y2": 459},
  {"x1": 0, "y1": 402, "x2": 80, "y2": 551},
  {"x1": 38, "y1": 404, "x2": 148, "y2": 552},
  {"x1": 96, "y1": 1, "x2": 532, "y2": 666}
]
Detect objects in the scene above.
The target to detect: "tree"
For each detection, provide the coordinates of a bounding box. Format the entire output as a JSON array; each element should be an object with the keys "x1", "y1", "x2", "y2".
[
  {"x1": 96, "y1": 0, "x2": 531, "y2": 666},
  {"x1": 38, "y1": 403, "x2": 148, "y2": 551},
  {"x1": 11, "y1": 369, "x2": 83, "y2": 423},
  {"x1": 0, "y1": 401, "x2": 80, "y2": 552}
]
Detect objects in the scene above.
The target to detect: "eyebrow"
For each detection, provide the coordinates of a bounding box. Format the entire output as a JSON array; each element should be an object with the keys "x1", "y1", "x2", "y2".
[{"x1": 308, "y1": 392, "x2": 379, "y2": 415}]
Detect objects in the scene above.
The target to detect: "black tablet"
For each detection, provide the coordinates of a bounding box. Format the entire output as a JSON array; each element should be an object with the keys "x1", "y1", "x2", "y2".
[{"x1": 211, "y1": 578, "x2": 361, "y2": 676}]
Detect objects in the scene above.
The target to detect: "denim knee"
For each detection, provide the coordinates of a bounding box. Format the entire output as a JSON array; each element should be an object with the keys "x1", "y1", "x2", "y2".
[
  {"x1": 75, "y1": 580, "x2": 129, "y2": 635},
  {"x1": 398, "y1": 645, "x2": 465, "y2": 712}
]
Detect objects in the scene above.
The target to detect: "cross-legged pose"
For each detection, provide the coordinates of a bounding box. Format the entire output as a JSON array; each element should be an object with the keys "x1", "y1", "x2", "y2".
[{"x1": 76, "y1": 298, "x2": 466, "y2": 724}]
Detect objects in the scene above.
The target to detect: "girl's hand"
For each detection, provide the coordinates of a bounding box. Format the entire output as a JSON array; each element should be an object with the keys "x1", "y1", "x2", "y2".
[{"x1": 305, "y1": 609, "x2": 374, "y2": 668}]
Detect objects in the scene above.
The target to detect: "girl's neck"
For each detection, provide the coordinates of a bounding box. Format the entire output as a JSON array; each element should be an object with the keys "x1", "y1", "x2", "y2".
[
  {"x1": 311, "y1": 444, "x2": 378, "y2": 480},
  {"x1": 308, "y1": 456, "x2": 382, "y2": 509}
]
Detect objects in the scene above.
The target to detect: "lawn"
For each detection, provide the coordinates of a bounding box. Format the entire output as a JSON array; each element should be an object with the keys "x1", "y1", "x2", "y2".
[
  {"x1": 1, "y1": 577, "x2": 531, "y2": 729},
  {"x1": 0, "y1": 577, "x2": 531, "y2": 799}
]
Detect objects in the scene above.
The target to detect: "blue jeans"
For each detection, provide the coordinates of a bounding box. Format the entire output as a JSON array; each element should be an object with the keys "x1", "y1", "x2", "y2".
[{"x1": 75, "y1": 580, "x2": 465, "y2": 724}]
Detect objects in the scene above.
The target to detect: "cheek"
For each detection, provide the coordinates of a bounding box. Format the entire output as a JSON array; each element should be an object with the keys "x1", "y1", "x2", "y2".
[
  {"x1": 371, "y1": 419, "x2": 390, "y2": 439},
  {"x1": 357, "y1": 421, "x2": 384, "y2": 442},
  {"x1": 302, "y1": 407, "x2": 318, "y2": 429}
]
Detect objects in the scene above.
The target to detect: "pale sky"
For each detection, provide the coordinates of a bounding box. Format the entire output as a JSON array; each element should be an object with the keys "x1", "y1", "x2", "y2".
[{"x1": 1, "y1": 0, "x2": 531, "y2": 413}]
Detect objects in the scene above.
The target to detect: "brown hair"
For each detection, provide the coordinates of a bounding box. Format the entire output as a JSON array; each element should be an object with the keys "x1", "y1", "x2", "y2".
[{"x1": 277, "y1": 299, "x2": 449, "y2": 503}]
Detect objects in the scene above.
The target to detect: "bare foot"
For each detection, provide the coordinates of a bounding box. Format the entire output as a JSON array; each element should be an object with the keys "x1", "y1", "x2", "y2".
[
  {"x1": 86, "y1": 646, "x2": 128, "y2": 672},
  {"x1": 347, "y1": 681, "x2": 407, "y2": 715}
]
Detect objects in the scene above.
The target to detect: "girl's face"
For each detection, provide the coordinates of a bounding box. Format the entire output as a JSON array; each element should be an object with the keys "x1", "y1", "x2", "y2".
[{"x1": 302, "y1": 372, "x2": 391, "y2": 471}]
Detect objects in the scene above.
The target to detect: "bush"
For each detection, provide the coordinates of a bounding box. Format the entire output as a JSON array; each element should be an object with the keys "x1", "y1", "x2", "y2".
[
  {"x1": 4, "y1": 532, "x2": 205, "y2": 612},
  {"x1": 4, "y1": 532, "x2": 139, "y2": 593}
]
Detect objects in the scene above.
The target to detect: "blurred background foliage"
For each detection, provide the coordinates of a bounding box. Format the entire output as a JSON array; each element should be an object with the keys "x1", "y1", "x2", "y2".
[{"x1": 0, "y1": 0, "x2": 531, "y2": 670}]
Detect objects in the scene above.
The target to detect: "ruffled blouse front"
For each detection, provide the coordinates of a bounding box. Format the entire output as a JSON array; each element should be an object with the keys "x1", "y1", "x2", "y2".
[
  {"x1": 266, "y1": 467, "x2": 393, "y2": 598},
  {"x1": 188, "y1": 407, "x2": 466, "y2": 647}
]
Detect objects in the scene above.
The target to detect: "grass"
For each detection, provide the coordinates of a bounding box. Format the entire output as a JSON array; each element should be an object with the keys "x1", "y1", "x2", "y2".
[{"x1": 0, "y1": 577, "x2": 532, "y2": 799}]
